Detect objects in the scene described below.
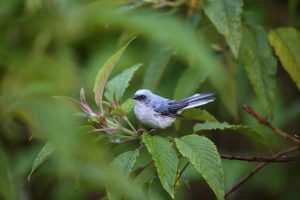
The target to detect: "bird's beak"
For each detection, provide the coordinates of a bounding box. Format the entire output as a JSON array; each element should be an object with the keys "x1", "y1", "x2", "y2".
[{"x1": 132, "y1": 95, "x2": 137, "y2": 100}]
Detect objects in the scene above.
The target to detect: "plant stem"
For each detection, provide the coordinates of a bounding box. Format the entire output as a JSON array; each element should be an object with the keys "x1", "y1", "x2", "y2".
[
  {"x1": 120, "y1": 127, "x2": 136, "y2": 136},
  {"x1": 177, "y1": 161, "x2": 190, "y2": 181},
  {"x1": 124, "y1": 116, "x2": 137, "y2": 132}
]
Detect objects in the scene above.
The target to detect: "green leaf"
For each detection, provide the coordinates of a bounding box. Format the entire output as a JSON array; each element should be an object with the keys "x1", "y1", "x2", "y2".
[
  {"x1": 240, "y1": 26, "x2": 277, "y2": 116},
  {"x1": 142, "y1": 132, "x2": 178, "y2": 198},
  {"x1": 193, "y1": 121, "x2": 267, "y2": 145},
  {"x1": 111, "y1": 149, "x2": 140, "y2": 178},
  {"x1": 269, "y1": 27, "x2": 300, "y2": 91},
  {"x1": 111, "y1": 107, "x2": 126, "y2": 116},
  {"x1": 175, "y1": 135, "x2": 224, "y2": 200},
  {"x1": 183, "y1": 108, "x2": 218, "y2": 122},
  {"x1": 121, "y1": 98, "x2": 135, "y2": 113},
  {"x1": 203, "y1": 0, "x2": 243, "y2": 58},
  {"x1": 174, "y1": 67, "x2": 207, "y2": 100},
  {"x1": 143, "y1": 47, "x2": 173, "y2": 91},
  {"x1": 28, "y1": 142, "x2": 55, "y2": 180},
  {"x1": 93, "y1": 38, "x2": 135, "y2": 112},
  {"x1": 148, "y1": 176, "x2": 171, "y2": 200},
  {"x1": 105, "y1": 63, "x2": 142, "y2": 103},
  {"x1": 107, "y1": 149, "x2": 140, "y2": 200},
  {"x1": 133, "y1": 164, "x2": 155, "y2": 186}
]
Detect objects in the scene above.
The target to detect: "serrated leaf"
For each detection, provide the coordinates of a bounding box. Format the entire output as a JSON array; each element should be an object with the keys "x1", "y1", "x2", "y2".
[
  {"x1": 121, "y1": 98, "x2": 135, "y2": 113},
  {"x1": 204, "y1": 0, "x2": 243, "y2": 58},
  {"x1": 105, "y1": 63, "x2": 142, "y2": 103},
  {"x1": 183, "y1": 108, "x2": 218, "y2": 122},
  {"x1": 269, "y1": 27, "x2": 300, "y2": 91},
  {"x1": 175, "y1": 135, "x2": 224, "y2": 200},
  {"x1": 143, "y1": 47, "x2": 173, "y2": 91},
  {"x1": 148, "y1": 176, "x2": 171, "y2": 200},
  {"x1": 28, "y1": 142, "x2": 55, "y2": 180},
  {"x1": 93, "y1": 38, "x2": 135, "y2": 112},
  {"x1": 108, "y1": 149, "x2": 140, "y2": 200},
  {"x1": 142, "y1": 132, "x2": 178, "y2": 198},
  {"x1": 193, "y1": 121, "x2": 267, "y2": 145},
  {"x1": 174, "y1": 67, "x2": 207, "y2": 100},
  {"x1": 240, "y1": 26, "x2": 277, "y2": 116}
]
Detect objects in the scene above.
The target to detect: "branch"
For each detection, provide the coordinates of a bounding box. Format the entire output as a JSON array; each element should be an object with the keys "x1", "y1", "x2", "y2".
[
  {"x1": 220, "y1": 154, "x2": 300, "y2": 163},
  {"x1": 243, "y1": 105, "x2": 300, "y2": 146},
  {"x1": 225, "y1": 146, "x2": 299, "y2": 198}
]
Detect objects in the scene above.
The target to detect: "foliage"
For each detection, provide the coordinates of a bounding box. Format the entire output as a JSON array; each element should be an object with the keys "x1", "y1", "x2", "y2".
[{"x1": 1, "y1": 0, "x2": 300, "y2": 200}]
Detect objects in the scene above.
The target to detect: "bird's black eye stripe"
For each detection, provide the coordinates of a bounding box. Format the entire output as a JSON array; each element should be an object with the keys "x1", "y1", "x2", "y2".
[{"x1": 136, "y1": 94, "x2": 146, "y2": 100}]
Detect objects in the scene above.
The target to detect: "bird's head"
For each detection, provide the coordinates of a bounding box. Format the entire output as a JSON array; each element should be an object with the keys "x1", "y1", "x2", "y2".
[{"x1": 132, "y1": 89, "x2": 152, "y2": 104}]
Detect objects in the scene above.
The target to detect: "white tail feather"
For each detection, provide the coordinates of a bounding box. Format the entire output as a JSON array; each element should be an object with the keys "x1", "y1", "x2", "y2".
[{"x1": 183, "y1": 99, "x2": 214, "y2": 110}]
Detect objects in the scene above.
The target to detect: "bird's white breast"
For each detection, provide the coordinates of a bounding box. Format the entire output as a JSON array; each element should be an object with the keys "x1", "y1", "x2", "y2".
[{"x1": 134, "y1": 102, "x2": 175, "y2": 129}]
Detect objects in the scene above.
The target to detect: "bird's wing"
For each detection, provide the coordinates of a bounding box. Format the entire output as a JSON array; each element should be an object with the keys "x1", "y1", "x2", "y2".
[
  {"x1": 167, "y1": 100, "x2": 188, "y2": 113},
  {"x1": 152, "y1": 99, "x2": 187, "y2": 118}
]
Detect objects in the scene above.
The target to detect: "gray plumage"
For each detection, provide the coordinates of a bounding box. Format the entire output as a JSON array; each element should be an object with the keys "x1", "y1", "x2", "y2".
[{"x1": 132, "y1": 89, "x2": 214, "y2": 129}]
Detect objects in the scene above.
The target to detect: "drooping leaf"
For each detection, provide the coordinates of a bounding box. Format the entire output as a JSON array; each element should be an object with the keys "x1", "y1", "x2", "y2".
[
  {"x1": 175, "y1": 135, "x2": 224, "y2": 200},
  {"x1": 93, "y1": 38, "x2": 135, "y2": 112},
  {"x1": 121, "y1": 98, "x2": 135, "y2": 113},
  {"x1": 133, "y1": 164, "x2": 156, "y2": 186},
  {"x1": 107, "y1": 149, "x2": 140, "y2": 200},
  {"x1": 174, "y1": 67, "x2": 207, "y2": 100},
  {"x1": 105, "y1": 63, "x2": 142, "y2": 103},
  {"x1": 203, "y1": 0, "x2": 243, "y2": 58},
  {"x1": 52, "y1": 96, "x2": 80, "y2": 106},
  {"x1": 193, "y1": 121, "x2": 267, "y2": 145},
  {"x1": 142, "y1": 132, "x2": 178, "y2": 198},
  {"x1": 148, "y1": 176, "x2": 171, "y2": 200},
  {"x1": 143, "y1": 47, "x2": 173, "y2": 91},
  {"x1": 183, "y1": 108, "x2": 218, "y2": 122},
  {"x1": 240, "y1": 26, "x2": 277, "y2": 116},
  {"x1": 28, "y1": 142, "x2": 55, "y2": 180},
  {"x1": 269, "y1": 27, "x2": 300, "y2": 91}
]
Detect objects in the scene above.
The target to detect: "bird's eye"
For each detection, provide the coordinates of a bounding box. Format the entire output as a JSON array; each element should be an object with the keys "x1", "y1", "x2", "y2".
[{"x1": 140, "y1": 95, "x2": 146, "y2": 99}]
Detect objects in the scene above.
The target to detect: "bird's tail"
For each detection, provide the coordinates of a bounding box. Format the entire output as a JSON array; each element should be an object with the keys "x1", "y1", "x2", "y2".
[{"x1": 182, "y1": 93, "x2": 215, "y2": 110}]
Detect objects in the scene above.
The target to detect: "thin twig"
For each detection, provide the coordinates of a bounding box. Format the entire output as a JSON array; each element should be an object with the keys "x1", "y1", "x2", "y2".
[
  {"x1": 177, "y1": 161, "x2": 190, "y2": 181},
  {"x1": 134, "y1": 160, "x2": 154, "y2": 177},
  {"x1": 243, "y1": 105, "x2": 300, "y2": 146},
  {"x1": 93, "y1": 127, "x2": 119, "y2": 132},
  {"x1": 187, "y1": 0, "x2": 200, "y2": 17},
  {"x1": 225, "y1": 146, "x2": 299, "y2": 198},
  {"x1": 123, "y1": 116, "x2": 137, "y2": 133},
  {"x1": 220, "y1": 154, "x2": 300, "y2": 163}
]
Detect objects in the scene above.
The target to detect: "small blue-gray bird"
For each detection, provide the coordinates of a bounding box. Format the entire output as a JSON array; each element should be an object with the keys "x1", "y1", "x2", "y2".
[{"x1": 132, "y1": 89, "x2": 214, "y2": 129}]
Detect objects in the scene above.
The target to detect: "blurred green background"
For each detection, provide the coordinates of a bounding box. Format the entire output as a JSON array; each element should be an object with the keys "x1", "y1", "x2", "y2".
[{"x1": 0, "y1": 0, "x2": 300, "y2": 199}]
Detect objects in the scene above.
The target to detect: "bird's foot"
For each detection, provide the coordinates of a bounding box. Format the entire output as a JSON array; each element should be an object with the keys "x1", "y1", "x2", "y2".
[
  {"x1": 148, "y1": 128, "x2": 157, "y2": 135},
  {"x1": 136, "y1": 128, "x2": 157, "y2": 136}
]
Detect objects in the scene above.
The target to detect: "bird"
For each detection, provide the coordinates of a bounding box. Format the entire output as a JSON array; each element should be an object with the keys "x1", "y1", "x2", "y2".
[{"x1": 132, "y1": 89, "x2": 214, "y2": 129}]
